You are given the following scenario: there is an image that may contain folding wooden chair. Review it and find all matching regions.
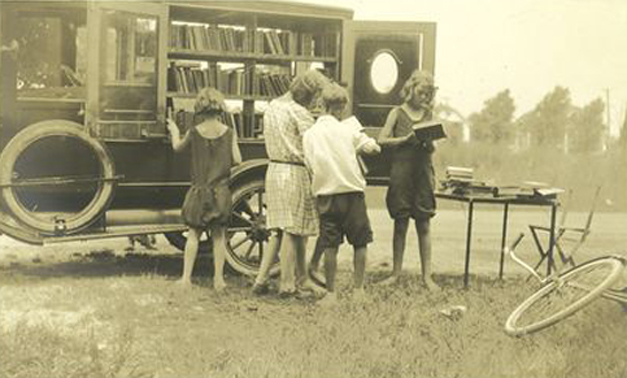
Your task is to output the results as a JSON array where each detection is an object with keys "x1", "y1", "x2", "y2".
[{"x1": 528, "y1": 186, "x2": 601, "y2": 273}]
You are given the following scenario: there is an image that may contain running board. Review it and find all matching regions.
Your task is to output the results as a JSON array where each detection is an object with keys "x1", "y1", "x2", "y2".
[{"x1": 42, "y1": 224, "x2": 186, "y2": 244}]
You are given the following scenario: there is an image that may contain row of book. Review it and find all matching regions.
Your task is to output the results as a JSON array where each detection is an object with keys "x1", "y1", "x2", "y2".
[
  {"x1": 173, "y1": 110, "x2": 264, "y2": 139},
  {"x1": 439, "y1": 167, "x2": 564, "y2": 199},
  {"x1": 169, "y1": 24, "x2": 336, "y2": 57},
  {"x1": 167, "y1": 63, "x2": 291, "y2": 97}
]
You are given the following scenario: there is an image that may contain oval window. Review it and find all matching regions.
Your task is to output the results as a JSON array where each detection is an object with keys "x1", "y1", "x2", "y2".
[{"x1": 370, "y1": 51, "x2": 399, "y2": 94}]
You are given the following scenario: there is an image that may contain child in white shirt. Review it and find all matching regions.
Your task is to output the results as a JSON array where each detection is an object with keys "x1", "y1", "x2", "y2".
[{"x1": 303, "y1": 83, "x2": 380, "y2": 305}]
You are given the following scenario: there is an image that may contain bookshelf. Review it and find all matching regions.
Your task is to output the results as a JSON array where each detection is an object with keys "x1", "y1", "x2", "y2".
[{"x1": 166, "y1": 3, "x2": 343, "y2": 139}]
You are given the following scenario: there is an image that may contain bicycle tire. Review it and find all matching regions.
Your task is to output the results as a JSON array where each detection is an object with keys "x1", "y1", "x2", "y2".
[{"x1": 505, "y1": 256, "x2": 624, "y2": 337}]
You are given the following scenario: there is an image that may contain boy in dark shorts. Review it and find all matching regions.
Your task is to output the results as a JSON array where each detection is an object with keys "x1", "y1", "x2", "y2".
[{"x1": 303, "y1": 83, "x2": 380, "y2": 305}]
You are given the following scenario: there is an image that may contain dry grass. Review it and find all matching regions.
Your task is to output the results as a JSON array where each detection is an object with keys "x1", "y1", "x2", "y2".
[{"x1": 1, "y1": 252, "x2": 626, "y2": 378}]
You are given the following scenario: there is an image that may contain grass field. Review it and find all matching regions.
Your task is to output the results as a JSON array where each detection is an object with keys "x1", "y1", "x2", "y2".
[{"x1": 1, "y1": 196, "x2": 626, "y2": 378}]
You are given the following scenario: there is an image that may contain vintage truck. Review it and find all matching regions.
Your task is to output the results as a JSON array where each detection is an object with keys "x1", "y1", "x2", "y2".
[{"x1": 0, "y1": 0, "x2": 436, "y2": 275}]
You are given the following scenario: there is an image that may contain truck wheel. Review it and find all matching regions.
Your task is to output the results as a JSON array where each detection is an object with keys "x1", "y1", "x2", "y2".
[
  {"x1": 0, "y1": 120, "x2": 116, "y2": 235},
  {"x1": 224, "y1": 175, "x2": 278, "y2": 277},
  {"x1": 164, "y1": 230, "x2": 213, "y2": 255}
]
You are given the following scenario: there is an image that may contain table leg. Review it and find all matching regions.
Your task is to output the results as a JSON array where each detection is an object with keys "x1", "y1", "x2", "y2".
[
  {"x1": 547, "y1": 203, "x2": 558, "y2": 275},
  {"x1": 499, "y1": 202, "x2": 510, "y2": 279},
  {"x1": 464, "y1": 200, "x2": 474, "y2": 288}
]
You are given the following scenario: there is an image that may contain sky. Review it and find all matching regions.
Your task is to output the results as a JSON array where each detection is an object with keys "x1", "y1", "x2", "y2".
[{"x1": 298, "y1": 0, "x2": 627, "y2": 136}]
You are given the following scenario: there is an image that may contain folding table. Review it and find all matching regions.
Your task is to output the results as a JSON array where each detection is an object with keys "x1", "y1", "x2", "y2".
[{"x1": 435, "y1": 192, "x2": 560, "y2": 288}]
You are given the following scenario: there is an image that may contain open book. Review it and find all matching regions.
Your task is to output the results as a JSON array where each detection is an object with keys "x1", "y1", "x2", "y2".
[
  {"x1": 412, "y1": 120, "x2": 447, "y2": 141},
  {"x1": 342, "y1": 116, "x2": 370, "y2": 175}
]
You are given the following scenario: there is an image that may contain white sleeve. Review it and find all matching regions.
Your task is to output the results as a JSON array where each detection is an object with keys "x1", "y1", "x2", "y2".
[{"x1": 354, "y1": 131, "x2": 381, "y2": 155}]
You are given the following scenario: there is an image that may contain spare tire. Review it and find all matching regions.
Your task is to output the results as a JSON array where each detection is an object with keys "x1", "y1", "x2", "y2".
[{"x1": 0, "y1": 120, "x2": 116, "y2": 235}]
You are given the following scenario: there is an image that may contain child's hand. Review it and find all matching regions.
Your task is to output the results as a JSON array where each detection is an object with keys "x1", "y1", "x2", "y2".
[
  {"x1": 403, "y1": 133, "x2": 417, "y2": 144},
  {"x1": 166, "y1": 119, "x2": 179, "y2": 135}
]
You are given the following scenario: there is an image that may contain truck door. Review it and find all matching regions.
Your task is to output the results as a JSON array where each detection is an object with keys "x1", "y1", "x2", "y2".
[
  {"x1": 341, "y1": 21, "x2": 436, "y2": 183},
  {"x1": 87, "y1": 2, "x2": 167, "y2": 141}
]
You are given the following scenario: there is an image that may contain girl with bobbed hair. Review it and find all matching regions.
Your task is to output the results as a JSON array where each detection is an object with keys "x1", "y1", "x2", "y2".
[
  {"x1": 252, "y1": 69, "x2": 330, "y2": 296},
  {"x1": 377, "y1": 69, "x2": 440, "y2": 291},
  {"x1": 166, "y1": 87, "x2": 242, "y2": 290}
]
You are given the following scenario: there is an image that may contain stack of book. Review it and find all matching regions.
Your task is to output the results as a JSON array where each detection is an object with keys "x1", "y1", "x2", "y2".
[
  {"x1": 445, "y1": 166, "x2": 474, "y2": 183},
  {"x1": 439, "y1": 167, "x2": 495, "y2": 196},
  {"x1": 493, "y1": 182, "x2": 564, "y2": 199}
]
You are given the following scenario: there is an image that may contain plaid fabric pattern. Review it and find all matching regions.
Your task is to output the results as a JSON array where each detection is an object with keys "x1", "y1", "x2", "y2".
[
  {"x1": 264, "y1": 92, "x2": 318, "y2": 236},
  {"x1": 263, "y1": 93, "x2": 314, "y2": 164},
  {"x1": 265, "y1": 163, "x2": 318, "y2": 235}
]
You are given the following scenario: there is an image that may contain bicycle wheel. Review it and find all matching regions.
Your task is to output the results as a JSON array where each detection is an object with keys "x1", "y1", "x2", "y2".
[{"x1": 505, "y1": 256, "x2": 625, "y2": 337}]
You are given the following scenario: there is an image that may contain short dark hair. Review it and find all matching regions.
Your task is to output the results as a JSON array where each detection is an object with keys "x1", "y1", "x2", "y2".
[
  {"x1": 321, "y1": 83, "x2": 348, "y2": 111},
  {"x1": 290, "y1": 70, "x2": 330, "y2": 107},
  {"x1": 195, "y1": 87, "x2": 226, "y2": 116}
]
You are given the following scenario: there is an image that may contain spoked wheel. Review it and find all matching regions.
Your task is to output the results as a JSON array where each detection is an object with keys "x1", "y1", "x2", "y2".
[
  {"x1": 224, "y1": 176, "x2": 278, "y2": 277},
  {"x1": 505, "y1": 256, "x2": 625, "y2": 337},
  {"x1": 0, "y1": 120, "x2": 117, "y2": 235}
]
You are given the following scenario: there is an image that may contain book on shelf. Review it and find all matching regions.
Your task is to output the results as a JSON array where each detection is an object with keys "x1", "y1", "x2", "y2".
[
  {"x1": 412, "y1": 120, "x2": 446, "y2": 141},
  {"x1": 168, "y1": 63, "x2": 291, "y2": 97},
  {"x1": 170, "y1": 23, "x2": 336, "y2": 58}
]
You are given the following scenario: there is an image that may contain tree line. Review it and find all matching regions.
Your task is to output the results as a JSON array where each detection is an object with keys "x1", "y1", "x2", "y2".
[{"x1": 446, "y1": 86, "x2": 625, "y2": 155}]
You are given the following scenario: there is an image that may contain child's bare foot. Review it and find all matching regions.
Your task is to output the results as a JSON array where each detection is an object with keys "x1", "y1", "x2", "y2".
[
  {"x1": 308, "y1": 267, "x2": 326, "y2": 288},
  {"x1": 317, "y1": 292, "x2": 338, "y2": 308},
  {"x1": 298, "y1": 279, "x2": 326, "y2": 297},
  {"x1": 214, "y1": 280, "x2": 227, "y2": 292},
  {"x1": 378, "y1": 274, "x2": 400, "y2": 286},
  {"x1": 252, "y1": 281, "x2": 270, "y2": 296},
  {"x1": 423, "y1": 277, "x2": 441, "y2": 292},
  {"x1": 176, "y1": 278, "x2": 192, "y2": 288}
]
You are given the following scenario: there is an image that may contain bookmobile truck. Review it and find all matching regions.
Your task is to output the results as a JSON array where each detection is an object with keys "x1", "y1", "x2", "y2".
[{"x1": 0, "y1": 0, "x2": 436, "y2": 276}]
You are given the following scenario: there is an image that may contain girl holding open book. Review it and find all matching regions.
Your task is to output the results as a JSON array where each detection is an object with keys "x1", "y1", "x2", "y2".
[{"x1": 377, "y1": 69, "x2": 440, "y2": 291}]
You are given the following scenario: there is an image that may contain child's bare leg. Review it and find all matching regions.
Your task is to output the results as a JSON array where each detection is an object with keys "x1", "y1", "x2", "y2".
[
  {"x1": 211, "y1": 225, "x2": 227, "y2": 291},
  {"x1": 353, "y1": 246, "x2": 367, "y2": 290},
  {"x1": 380, "y1": 217, "x2": 409, "y2": 284},
  {"x1": 308, "y1": 238, "x2": 327, "y2": 287},
  {"x1": 279, "y1": 232, "x2": 297, "y2": 293},
  {"x1": 254, "y1": 230, "x2": 282, "y2": 286},
  {"x1": 317, "y1": 246, "x2": 339, "y2": 305},
  {"x1": 179, "y1": 228, "x2": 201, "y2": 285},
  {"x1": 294, "y1": 235, "x2": 308, "y2": 287},
  {"x1": 415, "y1": 219, "x2": 440, "y2": 291},
  {"x1": 392, "y1": 218, "x2": 410, "y2": 275}
]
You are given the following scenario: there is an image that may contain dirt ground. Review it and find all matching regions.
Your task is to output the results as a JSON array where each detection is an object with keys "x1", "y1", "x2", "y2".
[{"x1": 1, "y1": 206, "x2": 626, "y2": 378}]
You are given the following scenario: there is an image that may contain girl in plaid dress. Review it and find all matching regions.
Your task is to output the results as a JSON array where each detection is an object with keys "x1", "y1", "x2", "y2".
[{"x1": 253, "y1": 70, "x2": 330, "y2": 296}]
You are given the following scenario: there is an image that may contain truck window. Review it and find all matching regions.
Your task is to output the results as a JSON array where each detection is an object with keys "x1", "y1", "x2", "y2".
[
  {"x1": 15, "y1": 10, "x2": 86, "y2": 100},
  {"x1": 103, "y1": 11, "x2": 157, "y2": 85},
  {"x1": 370, "y1": 50, "x2": 399, "y2": 95}
]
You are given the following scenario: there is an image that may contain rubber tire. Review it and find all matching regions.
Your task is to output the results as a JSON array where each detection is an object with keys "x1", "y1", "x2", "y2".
[
  {"x1": 505, "y1": 256, "x2": 625, "y2": 337},
  {"x1": 224, "y1": 175, "x2": 278, "y2": 277},
  {"x1": 0, "y1": 120, "x2": 116, "y2": 235}
]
